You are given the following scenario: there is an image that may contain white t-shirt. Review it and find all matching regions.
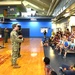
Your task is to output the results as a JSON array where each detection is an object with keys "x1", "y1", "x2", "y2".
[{"x1": 0, "y1": 34, "x2": 2, "y2": 38}]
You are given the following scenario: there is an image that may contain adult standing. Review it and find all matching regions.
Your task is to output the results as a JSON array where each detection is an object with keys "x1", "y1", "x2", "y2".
[
  {"x1": 44, "y1": 30, "x2": 47, "y2": 39},
  {"x1": 17, "y1": 24, "x2": 22, "y2": 57},
  {"x1": 10, "y1": 24, "x2": 23, "y2": 68},
  {"x1": 4, "y1": 28, "x2": 9, "y2": 43}
]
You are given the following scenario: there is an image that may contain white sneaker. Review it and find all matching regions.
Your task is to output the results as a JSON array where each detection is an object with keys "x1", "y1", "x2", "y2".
[
  {"x1": 59, "y1": 67, "x2": 62, "y2": 69},
  {"x1": 63, "y1": 56, "x2": 66, "y2": 58},
  {"x1": 58, "y1": 53, "x2": 61, "y2": 55}
]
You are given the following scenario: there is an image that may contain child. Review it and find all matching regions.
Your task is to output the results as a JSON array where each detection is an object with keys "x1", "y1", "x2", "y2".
[
  {"x1": 70, "y1": 39, "x2": 75, "y2": 50},
  {"x1": 63, "y1": 38, "x2": 69, "y2": 58},
  {"x1": 44, "y1": 57, "x2": 51, "y2": 75},
  {"x1": 43, "y1": 57, "x2": 57, "y2": 75},
  {"x1": 59, "y1": 64, "x2": 75, "y2": 72}
]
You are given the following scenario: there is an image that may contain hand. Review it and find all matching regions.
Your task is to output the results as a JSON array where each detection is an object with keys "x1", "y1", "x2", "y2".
[{"x1": 18, "y1": 35, "x2": 23, "y2": 38}]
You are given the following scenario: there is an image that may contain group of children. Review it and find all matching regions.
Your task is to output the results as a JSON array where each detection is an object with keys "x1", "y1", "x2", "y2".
[
  {"x1": 55, "y1": 35, "x2": 75, "y2": 58},
  {"x1": 47, "y1": 29, "x2": 75, "y2": 58},
  {"x1": 43, "y1": 29, "x2": 75, "y2": 75}
]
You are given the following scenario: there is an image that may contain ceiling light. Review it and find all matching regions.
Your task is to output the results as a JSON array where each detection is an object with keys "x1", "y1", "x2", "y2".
[
  {"x1": 63, "y1": 13, "x2": 70, "y2": 17},
  {"x1": 10, "y1": 19, "x2": 16, "y2": 20},
  {"x1": 30, "y1": 18, "x2": 37, "y2": 21}
]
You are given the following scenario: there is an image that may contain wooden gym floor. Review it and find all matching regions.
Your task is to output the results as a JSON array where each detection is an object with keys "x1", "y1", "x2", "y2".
[{"x1": 0, "y1": 38, "x2": 45, "y2": 75}]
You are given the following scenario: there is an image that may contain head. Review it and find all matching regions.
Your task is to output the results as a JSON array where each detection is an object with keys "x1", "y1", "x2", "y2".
[
  {"x1": 12, "y1": 24, "x2": 19, "y2": 31},
  {"x1": 43, "y1": 57, "x2": 50, "y2": 65},
  {"x1": 66, "y1": 29, "x2": 69, "y2": 31},
  {"x1": 44, "y1": 30, "x2": 46, "y2": 32},
  {"x1": 16, "y1": 24, "x2": 21, "y2": 30},
  {"x1": 18, "y1": 25, "x2": 21, "y2": 30}
]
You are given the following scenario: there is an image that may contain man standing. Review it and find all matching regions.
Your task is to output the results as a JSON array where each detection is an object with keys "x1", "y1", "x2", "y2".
[
  {"x1": 17, "y1": 24, "x2": 22, "y2": 58},
  {"x1": 10, "y1": 24, "x2": 23, "y2": 68},
  {"x1": 4, "y1": 28, "x2": 9, "y2": 43},
  {"x1": 44, "y1": 30, "x2": 47, "y2": 39}
]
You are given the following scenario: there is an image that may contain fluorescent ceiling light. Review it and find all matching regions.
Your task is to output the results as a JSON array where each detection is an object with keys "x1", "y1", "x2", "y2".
[
  {"x1": 10, "y1": 19, "x2": 16, "y2": 20},
  {"x1": 30, "y1": 18, "x2": 37, "y2": 21},
  {"x1": 0, "y1": 1, "x2": 21, "y2": 5},
  {"x1": 63, "y1": 13, "x2": 70, "y2": 17}
]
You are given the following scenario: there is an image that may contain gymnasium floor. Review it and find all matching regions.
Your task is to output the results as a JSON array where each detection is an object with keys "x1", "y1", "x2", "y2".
[
  {"x1": 44, "y1": 46, "x2": 75, "y2": 75},
  {"x1": 0, "y1": 38, "x2": 75, "y2": 75},
  {"x1": 0, "y1": 38, "x2": 45, "y2": 75}
]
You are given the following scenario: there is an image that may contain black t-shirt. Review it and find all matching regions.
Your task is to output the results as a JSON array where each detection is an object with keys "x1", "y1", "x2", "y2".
[
  {"x1": 17, "y1": 30, "x2": 22, "y2": 35},
  {"x1": 44, "y1": 31, "x2": 46, "y2": 35}
]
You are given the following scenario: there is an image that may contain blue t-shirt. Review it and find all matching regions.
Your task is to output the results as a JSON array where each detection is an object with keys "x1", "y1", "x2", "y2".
[{"x1": 64, "y1": 41, "x2": 68, "y2": 47}]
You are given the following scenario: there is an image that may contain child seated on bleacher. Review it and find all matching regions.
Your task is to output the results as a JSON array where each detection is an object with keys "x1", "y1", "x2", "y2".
[
  {"x1": 63, "y1": 38, "x2": 69, "y2": 58},
  {"x1": 57, "y1": 35, "x2": 69, "y2": 58},
  {"x1": 55, "y1": 37, "x2": 64, "y2": 52},
  {"x1": 69, "y1": 39, "x2": 75, "y2": 50}
]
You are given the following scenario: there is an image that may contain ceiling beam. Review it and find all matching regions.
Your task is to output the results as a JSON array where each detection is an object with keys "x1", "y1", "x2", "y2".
[
  {"x1": 49, "y1": 0, "x2": 60, "y2": 15},
  {"x1": 22, "y1": 1, "x2": 48, "y2": 14},
  {"x1": 40, "y1": 0, "x2": 51, "y2": 6},
  {"x1": 47, "y1": 0, "x2": 60, "y2": 16},
  {"x1": 23, "y1": 1, "x2": 43, "y2": 11},
  {"x1": 47, "y1": 0, "x2": 55, "y2": 15},
  {"x1": 25, "y1": 0, "x2": 49, "y2": 10}
]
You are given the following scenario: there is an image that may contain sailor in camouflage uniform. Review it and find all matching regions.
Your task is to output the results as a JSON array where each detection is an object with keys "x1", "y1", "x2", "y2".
[
  {"x1": 10, "y1": 24, "x2": 23, "y2": 68},
  {"x1": 17, "y1": 24, "x2": 22, "y2": 57},
  {"x1": 4, "y1": 28, "x2": 9, "y2": 43}
]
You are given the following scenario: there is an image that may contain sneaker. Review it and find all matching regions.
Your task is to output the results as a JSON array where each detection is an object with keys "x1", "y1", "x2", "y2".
[
  {"x1": 58, "y1": 53, "x2": 61, "y2": 55},
  {"x1": 59, "y1": 67, "x2": 63, "y2": 69},
  {"x1": 59, "y1": 67, "x2": 63, "y2": 72},
  {"x1": 18, "y1": 55, "x2": 21, "y2": 58},
  {"x1": 63, "y1": 56, "x2": 66, "y2": 58},
  {"x1": 11, "y1": 64, "x2": 18, "y2": 66},
  {"x1": 13, "y1": 64, "x2": 21, "y2": 68}
]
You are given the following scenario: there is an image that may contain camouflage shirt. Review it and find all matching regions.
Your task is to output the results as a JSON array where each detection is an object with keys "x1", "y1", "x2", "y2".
[{"x1": 10, "y1": 30, "x2": 23, "y2": 51}]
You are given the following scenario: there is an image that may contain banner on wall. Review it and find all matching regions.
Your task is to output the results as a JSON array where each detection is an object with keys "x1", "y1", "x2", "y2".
[{"x1": 41, "y1": 27, "x2": 48, "y2": 33}]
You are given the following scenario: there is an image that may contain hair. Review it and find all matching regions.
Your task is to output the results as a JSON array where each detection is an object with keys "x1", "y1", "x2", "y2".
[
  {"x1": 12, "y1": 24, "x2": 17, "y2": 29},
  {"x1": 18, "y1": 25, "x2": 21, "y2": 30},
  {"x1": 43, "y1": 57, "x2": 50, "y2": 65},
  {"x1": 67, "y1": 29, "x2": 69, "y2": 31},
  {"x1": 51, "y1": 71, "x2": 57, "y2": 75}
]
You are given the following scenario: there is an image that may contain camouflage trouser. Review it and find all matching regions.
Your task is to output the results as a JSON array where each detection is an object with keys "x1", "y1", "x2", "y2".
[
  {"x1": 11, "y1": 50, "x2": 18, "y2": 65},
  {"x1": 18, "y1": 43, "x2": 21, "y2": 56},
  {"x1": 4, "y1": 36, "x2": 8, "y2": 43}
]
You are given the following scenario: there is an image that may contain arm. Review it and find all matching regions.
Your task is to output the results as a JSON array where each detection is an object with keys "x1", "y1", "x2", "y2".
[
  {"x1": 45, "y1": 67, "x2": 50, "y2": 75},
  {"x1": 11, "y1": 31, "x2": 23, "y2": 43},
  {"x1": 14, "y1": 33, "x2": 23, "y2": 43}
]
